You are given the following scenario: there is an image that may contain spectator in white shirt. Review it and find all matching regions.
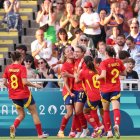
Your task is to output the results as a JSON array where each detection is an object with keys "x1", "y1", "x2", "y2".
[{"x1": 31, "y1": 29, "x2": 52, "y2": 65}]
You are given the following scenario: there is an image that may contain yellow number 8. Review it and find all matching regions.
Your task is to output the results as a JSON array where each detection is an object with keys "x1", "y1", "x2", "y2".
[{"x1": 11, "y1": 75, "x2": 18, "y2": 89}]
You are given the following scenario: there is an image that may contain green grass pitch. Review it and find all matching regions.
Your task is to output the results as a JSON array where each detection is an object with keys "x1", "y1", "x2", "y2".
[{"x1": 0, "y1": 136, "x2": 140, "y2": 140}]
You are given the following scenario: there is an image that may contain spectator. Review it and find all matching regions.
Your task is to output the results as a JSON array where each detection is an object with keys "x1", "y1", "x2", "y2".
[
  {"x1": 126, "y1": 36, "x2": 140, "y2": 74},
  {"x1": 54, "y1": 28, "x2": 71, "y2": 59},
  {"x1": 118, "y1": 50, "x2": 130, "y2": 63},
  {"x1": 113, "y1": 34, "x2": 128, "y2": 57},
  {"x1": 31, "y1": 29, "x2": 52, "y2": 63},
  {"x1": 104, "y1": 2, "x2": 124, "y2": 37},
  {"x1": 16, "y1": 45, "x2": 36, "y2": 69},
  {"x1": 99, "y1": 9, "x2": 107, "y2": 42},
  {"x1": 36, "y1": 0, "x2": 56, "y2": 44},
  {"x1": 3, "y1": 0, "x2": 22, "y2": 32},
  {"x1": 125, "y1": 58, "x2": 139, "y2": 89},
  {"x1": 71, "y1": 28, "x2": 83, "y2": 48},
  {"x1": 127, "y1": 20, "x2": 140, "y2": 46},
  {"x1": 120, "y1": 0, "x2": 133, "y2": 36},
  {"x1": 60, "y1": 3, "x2": 79, "y2": 40},
  {"x1": 97, "y1": 41, "x2": 106, "y2": 60},
  {"x1": 36, "y1": 58, "x2": 59, "y2": 88},
  {"x1": 80, "y1": 1, "x2": 101, "y2": 48},
  {"x1": 134, "y1": 0, "x2": 140, "y2": 25},
  {"x1": 24, "y1": 55, "x2": 37, "y2": 79},
  {"x1": 54, "y1": 0, "x2": 65, "y2": 32}
]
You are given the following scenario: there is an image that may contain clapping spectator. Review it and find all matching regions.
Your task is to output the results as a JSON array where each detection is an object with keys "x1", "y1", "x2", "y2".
[
  {"x1": 4, "y1": 0, "x2": 22, "y2": 32},
  {"x1": 60, "y1": 3, "x2": 79, "y2": 40},
  {"x1": 31, "y1": 29, "x2": 52, "y2": 65}
]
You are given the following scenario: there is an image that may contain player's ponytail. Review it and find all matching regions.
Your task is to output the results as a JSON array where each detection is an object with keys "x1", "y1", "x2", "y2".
[
  {"x1": 84, "y1": 55, "x2": 97, "y2": 73},
  {"x1": 105, "y1": 46, "x2": 116, "y2": 58},
  {"x1": 10, "y1": 51, "x2": 22, "y2": 62}
]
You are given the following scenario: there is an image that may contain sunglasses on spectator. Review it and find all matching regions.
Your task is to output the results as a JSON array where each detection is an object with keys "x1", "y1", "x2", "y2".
[
  {"x1": 81, "y1": 39, "x2": 88, "y2": 42},
  {"x1": 38, "y1": 61, "x2": 44, "y2": 64},
  {"x1": 26, "y1": 60, "x2": 32, "y2": 63},
  {"x1": 131, "y1": 27, "x2": 138, "y2": 29}
]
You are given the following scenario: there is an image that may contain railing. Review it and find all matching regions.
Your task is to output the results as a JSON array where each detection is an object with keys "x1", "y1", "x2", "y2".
[{"x1": 0, "y1": 79, "x2": 140, "y2": 91}]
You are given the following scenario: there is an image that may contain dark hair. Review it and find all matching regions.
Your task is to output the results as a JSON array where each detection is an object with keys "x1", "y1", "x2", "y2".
[
  {"x1": 16, "y1": 45, "x2": 27, "y2": 52},
  {"x1": 38, "y1": 58, "x2": 50, "y2": 69},
  {"x1": 117, "y1": 34, "x2": 126, "y2": 39},
  {"x1": 126, "y1": 58, "x2": 135, "y2": 65},
  {"x1": 76, "y1": 45, "x2": 86, "y2": 53},
  {"x1": 99, "y1": 8, "x2": 108, "y2": 14},
  {"x1": 57, "y1": 28, "x2": 68, "y2": 41},
  {"x1": 25, "y1": 54, "x2": 36, "y2": 69},
  {"x1": 105, "y1": 46, "x2": 116, "y2": 57},
  {"x1": 11, "y1": 51, "x2": 22, "y2": 62},
  {"x1": 94, "y1": 57, "x2": 102, "y2": 64},
  {"x1": 119, "y1": 50, "x2": 130, "y2": 60},
  {"x1": 126, "y1": 36, "x2": 135, "y2": 43},
  {"x1": 84, "y1": 55, "x2": 97, "y2": 73}
]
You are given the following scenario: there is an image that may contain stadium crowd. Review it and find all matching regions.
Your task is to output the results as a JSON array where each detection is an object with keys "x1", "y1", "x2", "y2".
[{"x1": 1, "y1": 0, "x2": 140, "y2": 139}]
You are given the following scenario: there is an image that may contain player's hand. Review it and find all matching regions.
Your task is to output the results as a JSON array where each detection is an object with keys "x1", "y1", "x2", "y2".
[
  {"x1": 61, "y1": 71, "x2": 69, "y2": 77},
  {"x1": 34, "y1": 83, "x2": 43, "y2": 89}
]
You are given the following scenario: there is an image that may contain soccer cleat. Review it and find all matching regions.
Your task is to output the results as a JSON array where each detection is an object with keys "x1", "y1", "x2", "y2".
[
  {"x1": 91, "y1": 128, "x2": 102, "y2": 138},
  {"x1": 114, "y1": 125, "x2": 120, "y2": 139},
  {"x1": 57, "y1": 131, "x2": 65, "y2": 138},
  {"x1": 10, "y1": 125, "x2": 15, "y2": 139},
  {"x1": 74, "y1": 132, "x2": 82, "y2": 138},
  {"x1": 69, "y1": 131, "x2": 76, "y2": 138},
  {"x1": 107, "y1": 131, "x2": 113, "y2": 139},
  {"x1": 38, "y1": 133, "x2": 48, "y2": 139},
  {"x1": 80, "y1": 128, "x2": 90, "y2": 138}
]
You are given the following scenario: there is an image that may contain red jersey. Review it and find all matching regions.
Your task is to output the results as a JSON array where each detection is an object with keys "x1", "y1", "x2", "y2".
[
  {"x1": 3, "y1": 64, "x2": 30, "y2": 99},
  {"x1": 79, "y1": 68, "x2": 101, "y2": 102},
  {"x1": 61, "y1": 61, "x2": 74, "y2": 96},
  {"x1": 99, "y1": 58, "x2": 125, "y2": 93},
  {"x1": 73, "y1": 58, "x2": 86, "y2": 91}
]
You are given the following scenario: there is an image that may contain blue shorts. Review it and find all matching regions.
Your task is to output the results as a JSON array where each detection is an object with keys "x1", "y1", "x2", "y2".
[
  {"x1": 63, "y1": 94, "x2": 74, "y2": 105},
  {"x1": 101, "y1": 91, "x2": 121, "y2": 103},
  {"x1": 85, "y1": 100, "x2": 103, "y2": 110},
  {"x1": 73, "y1": 90, "x2": 87, "y2": 104},
  {"x1": 12, "y1": 94, "x2": 35, "y2": 109}
]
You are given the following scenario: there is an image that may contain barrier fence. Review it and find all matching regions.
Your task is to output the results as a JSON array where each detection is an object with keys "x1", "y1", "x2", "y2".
[{"x1": 0, "y1": 79, "x2": 140, "y2": 136}]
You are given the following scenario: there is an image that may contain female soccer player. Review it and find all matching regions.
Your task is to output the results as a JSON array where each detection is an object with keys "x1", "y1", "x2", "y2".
[
  {"x1": 57, "y1": 47, "x2": 75, "y2": 138},
  {"x1": 75, "y1": 55, "x2": 103, "y2": 138},
  {"x1": 97, "y1": 46, "x2": 126, "y2": 139},
  {"x1": 2, "y1": 52, "x2": 47, "y2": 139}
]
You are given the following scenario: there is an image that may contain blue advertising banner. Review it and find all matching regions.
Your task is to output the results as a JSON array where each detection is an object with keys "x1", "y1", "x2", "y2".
[{"x1": 0, "y1": 88, "x2": 140, "y2": 136}]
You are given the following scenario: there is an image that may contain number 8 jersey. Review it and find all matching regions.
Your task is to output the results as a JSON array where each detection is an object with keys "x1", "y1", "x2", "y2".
[
  {"x1": 3, "y1": 64, "x2": 30, "y2": 99},
  {"x1": 99, "y1": 58, "x2": 125, "y2": 93}
]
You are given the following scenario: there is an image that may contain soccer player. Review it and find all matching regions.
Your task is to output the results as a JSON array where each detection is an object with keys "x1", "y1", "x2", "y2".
[
  {"x1": 57, "y1": 47, "x2": 75, "y2": 138},
  {"x1": 72, "y1": 46, "x2": 89, "y2": 138},
  {"x1": 2, "y1": 52, "x2": 47, "y2": 139},
  {"x1": 97, "y1": 46, "x2": 126, "y2": 139},
  {"x1": 75, "y1": 55, "x2": 104, "y2": 138}
]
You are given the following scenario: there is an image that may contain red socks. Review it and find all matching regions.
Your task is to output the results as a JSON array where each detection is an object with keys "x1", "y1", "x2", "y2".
[
  {"x1": 60, "y1": 116, "x2": 69, "y2": 131},
  {"x1": 84, "y1": 113, "x2": 98, "y2": 129},
  {"x1": 35, "y1": 123, "x2": 43, "y2": 136},
  {"x1": 104, "y1": 110, "x2": 111, "y2": 131},
  {"x1": 71, "y1": 115, "x2": 81, "y2": 132},
  {"x1": 77, "y1": 112, "x2": 87, "y2": 129},
  {"x1": 13, "y1": 118, "x2": 21, "y2": 128},
  {"x1": 113, "y1": 109, "x2": 120, "y2": 125}
]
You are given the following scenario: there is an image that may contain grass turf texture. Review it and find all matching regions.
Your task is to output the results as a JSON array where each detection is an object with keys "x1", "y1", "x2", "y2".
[{"x1": 0, "y1": 136, "x2": 140, "y2": 140}]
